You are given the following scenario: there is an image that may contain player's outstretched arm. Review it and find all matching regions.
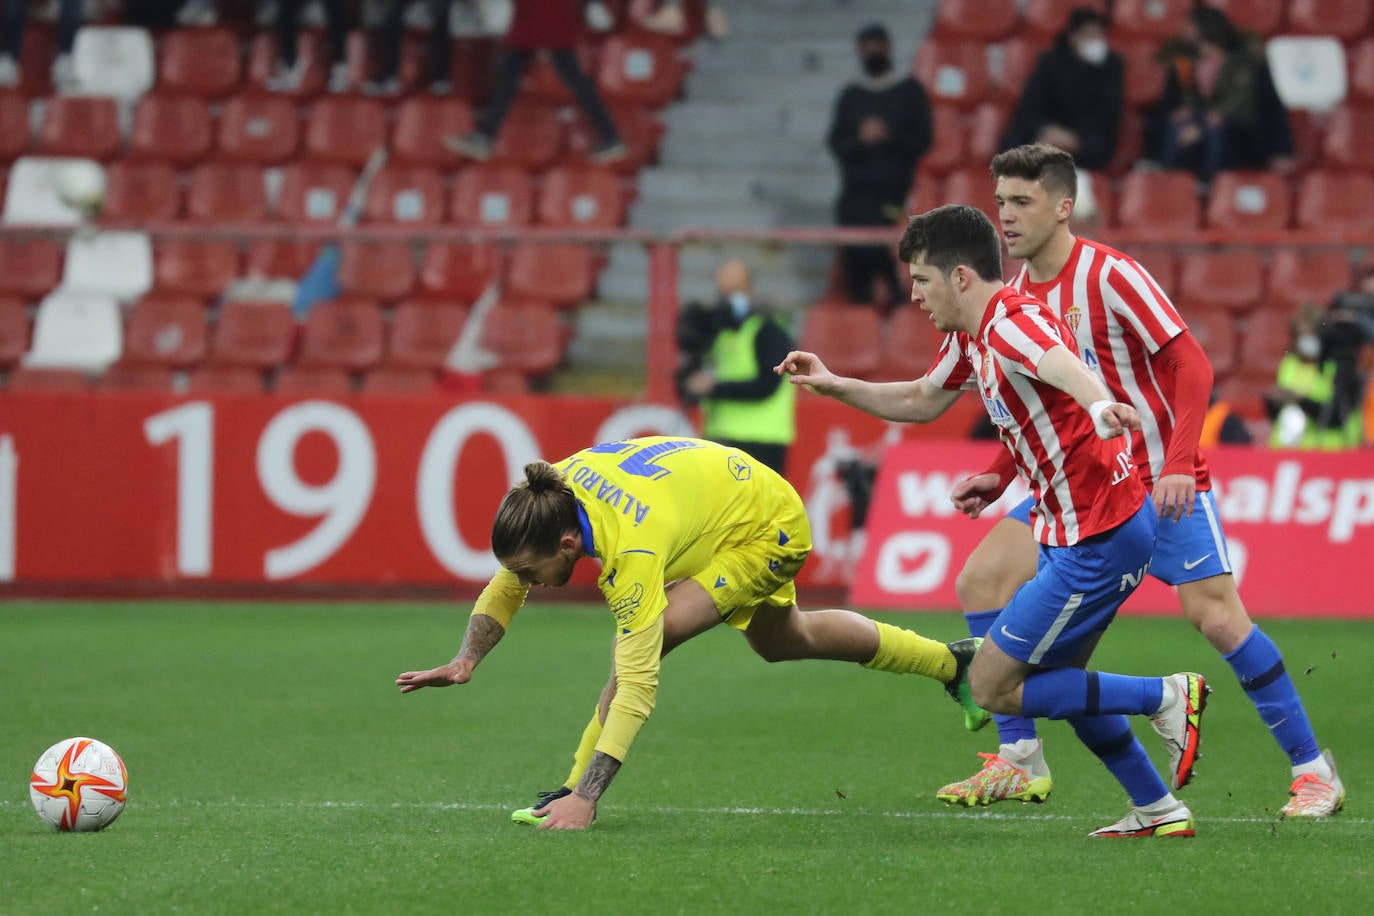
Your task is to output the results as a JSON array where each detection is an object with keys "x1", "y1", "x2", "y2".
[
  {"x1": 775, "y1": 350, "x2": 962, "y2": 423},
  {"x1": 395, "y1": 613, "x2": 505, "y2": 693},
  {"x1": 1034, "y1": 345, "x2": 1141, "y2": 439}
]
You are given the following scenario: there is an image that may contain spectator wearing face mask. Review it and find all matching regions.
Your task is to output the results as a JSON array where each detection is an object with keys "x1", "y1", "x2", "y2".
[
  {"x1": 1000, "y1": 6, "x2": 1124, "y2": 171},
  {"x1": 826, "y1": 21, "x2": 933, "y2": 310},
  {"x1": 1266, "y1": 306, "x2": 1351, "y2": 449}
]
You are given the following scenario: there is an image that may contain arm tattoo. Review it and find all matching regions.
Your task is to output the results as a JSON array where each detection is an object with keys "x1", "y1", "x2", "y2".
[
  {"x1": 455, "y1": 614, "x2": 505, "y2": 666},
  {"x1": 573, "y1": 752, "x2": 622, "y2": 803}
]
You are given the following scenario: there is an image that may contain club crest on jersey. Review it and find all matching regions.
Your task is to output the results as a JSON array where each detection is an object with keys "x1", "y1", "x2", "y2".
[{"x1": 1063, "y1": 302, "x2": 1083, "y2": 333}]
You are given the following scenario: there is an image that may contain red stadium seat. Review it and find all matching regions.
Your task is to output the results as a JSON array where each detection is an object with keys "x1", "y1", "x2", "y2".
[
  {"x1": 449, "y1": 37, "x2": 497, "y2": 101},
  {"x1": 1105, "y1": 110, "x2": 1146, "y2": 176},
  {"x1": 1178, "y1": 250, "x2": 1266, "y2": 314},
  {"x1": 38, "y1": 97, "x2": 121, "y2": 159},
  {"x1": 363, "y1": 366, "x2": 437, "y2": 394},
  {"x1": 275, "y1": 366, "x2": 353, "y2": 395},
  {"x1": 6, "y1": 367, "x2": 87, "y2": 391},
  {"x1": 488, "y1": 101, "x2": 563, "y2": 172},
  {"x1": 0, "y1": 92, "x2": 31, "y2": 161},
  {"x1": 246, "y1": 240, "x2": 321, "y2": 279},
  {"x1": 1321, "y1": 105, "x2": 1374, "y2": 171},
  {"x1": 524, "y1": 45, "x2": 599, "y2": 104},
  {"x1": 596, "y1": 34, "x2": 684, "y2": 107},
  {"x1": 303, "y1": 96, "x2": 388, "y2": 167},
  {"x1": 536, "y1": 165, "x2": 625, "y2": 228},
  {"x1": 101, "y1": 160, "x2": 181, "y2": 222},
  {"x1": 934, "y1": 0, "x2": 1017, "y2": 42},
  {"x1": 1349, "y1": 39, "x2": 1374, "y2": 104},
  {"x1": 1118, "y1": 41, "x2": 1168, "y2": 109},
  {"x1": 277, "y1": 162, "x2": 356, "y2": 224},
  {"x1": 338, "y1": 242, "x2": 415, "y2": 302},
  {"x1": 921, "y1": 106, "x2": 967, "y2": 175},
  {"x1": 159, "y1": 27, "x2": 241, "y2": 97},
  {"x1": 878, "y1": 305, "x2": 943, "y2": 381},
  {"x1": 1295, "y1": 171, "x2": 1374, "y2": 232},
  {"x1": 297, "y1": 297, "x2": 383, "y2": 371},
  {"x1": 129, "y1": 94, "x2": 212, "y2": 166},
  {"x1": 387, "y1": 301, "x2": 468, "y2": 369},
  {"x1": 1117, "y1": 172, "x2": 1201, "y2": 232},
  {"x1": 418, "y1": 244, "x2": 503, "y2": 302},
  {"x1": 154, "y1": 240, "x2": 240, "y2": 300},
  {"x1": 480, "y1": 301, "x2": 563, "y2": 377},
  {"x1": 565, "y1": 104, "x2": 662, "y2": 174},
  {"x1": 451, "y1": 165, "x2": 534, "y2": 227},
  {"x1": 914, "y1": 41, "x2": 992, "y2": 109},
  {"x1": 505, "y1": 244, "x2": 595, "y2": 306},
  {"x1": 0, "y1": 238, "x2": 62, "y2": 298},
  {"x1": 1129, "y1": 247, "x2": 1179, "y2": 292},
  {"x1": 186, "y1": 364, "x2": 264, "y2": 394},
  {"x1": 187, "y1": 162, "x2": 268, "y2": 223},
  {"x1": 1182, "y1": 310, "x2": 1239, "y2": 376},
  {"x1": 1017, "y1": 0, "x2": 1107, "y2": 41},
  {"x1": 1286, "y1": 109, "x2": 1324, "y2": 175},
  {"x1": 966, "y1": 103, "x2": 1009, "y2": 166},
  {"x1": 799, "y1": 302, "x2": 882, "y2": 379},
  {"x1": 1287, "y1": 0, "x2": 1370, "y2": 39},
  {"x1": 363, "y1": 166, "x2": 446, "y2": 226},
  {"x1": 1205, "y1": 171, "x2": 1293, "y2": 231},
  {"x1": 1239, "y1": 306, "x2": 1298, "y2": 374},
  {"x1": 989, "y1": 37, "x2": 1045, "y2": 103},
  {"x1": 217, "y1": 94, "x2": 301, "y2": 164},
  {"x1": 906, "y1": 172, "x2": 946, "y2": 217},
  {"x1": 0, "y1": 296, "x2": 28, "y2": 369},
  {"x1": 1110, "y1": 0, "x2": 1193, "y2": 41},
  {"x1": 391, "y1": 96, "x2": 474, "y2": 169},
  {"x1": 211, "y1": 300, "x2": 295, "y2": 369},
  {"x1": 122, "y1": 295, "x2": 207, "y2": 368},
  {"x1": 1204, "y1": 0, "x2": 1284, "y2": 37},
  {"x1": 1266, "y1": 248, "x2": 1351, "y2": 310},
  {"x1": 247, "y1": 31, "x2": 326, "y2": 98},
  {"x1": 96, "y1": 364, "x2": 175, "y2": 390},
  {"x1": 942, "y1": 168, "x2": 998, "y2": 227}
]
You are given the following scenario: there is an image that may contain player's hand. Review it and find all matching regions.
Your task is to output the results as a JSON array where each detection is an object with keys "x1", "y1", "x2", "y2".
[
  {"x1": 395, "y1": 660, "x2": 474, "y2": 693},
  {"x1": 537, "y1": 792, "x2": 596, "y2": 831},
  {"x1": 951, "y1": 472, "x2": 1006, "y2": 519},
  {"x1": 1153, "y1": 473, "x2": 1196, "y2": 522},
  {"x1": 1093, "y1": 402, "x2": 1141, "y2": 439},
  {"x1": 775, "y1": 350, "x2": 839, "y2": 394},
  {"x1": 683, "y1": 369, "x2": 715, "y2": 397}
]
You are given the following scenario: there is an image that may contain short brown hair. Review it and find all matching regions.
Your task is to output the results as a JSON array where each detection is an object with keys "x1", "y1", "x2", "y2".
[
  {"x1": 898, "y1": 204, "x2": 1003, "y2": 282},
  {"x1": 991, "y1": 144, "x2": 1078, "y2": 202},
  {"x1": 491, "y1": 461, "x2": 580, "y2": 559}
]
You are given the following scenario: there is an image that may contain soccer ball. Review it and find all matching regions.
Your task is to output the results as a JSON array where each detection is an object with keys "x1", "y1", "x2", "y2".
[{"x1": 29, "y1": 737, "x2": 128, "y2": 832}]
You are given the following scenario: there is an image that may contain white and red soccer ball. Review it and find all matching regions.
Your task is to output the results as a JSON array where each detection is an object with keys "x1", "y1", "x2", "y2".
[{"x1": 29, "y1": 737, "x2": 128, "y2": 832}]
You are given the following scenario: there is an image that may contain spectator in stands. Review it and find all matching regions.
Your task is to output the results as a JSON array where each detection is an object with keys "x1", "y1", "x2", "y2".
[
  {"x1": 1200, "y1": 389, "x2": 1254, "y2": 448},
  {"x1": 1319, "y1": 264, "x2": 1374, "y2": 445},
  {"x1": 1000, "y1": 7, "x2": 1123, "y2": 172},
  {"x1": 446, "y1": 0, "x2": 625, "y2": 163},
  {"x1": 368, "y1": 0, "x2": 460, "y2": 95},
  {"x1": 270, "y1": 0, "x2": 349, "y2": 93},
  {"x1": 1265, "y1": 306, "x2": 1352, "y2": 449},
  {"x1": 0, "y1": 0, "x2": 81, "y2": 89},
  {"x1": 641, "y1": 0, "x2": 731, "y2": 40},
  {"x1": 678, "y1": 259, "x2": 796, "y2": 475},
  {"x1": 1152, "y1": 5, "x2": 1294, "y2": 180},
  {"x1": 826, "y1": 21, "x2": 932, "y2": 310}
]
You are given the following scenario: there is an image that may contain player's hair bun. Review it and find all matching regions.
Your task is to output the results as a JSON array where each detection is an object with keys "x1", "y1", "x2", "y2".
[{"x1": 524, "y1": 461, "x2": 566, "y2": 492}]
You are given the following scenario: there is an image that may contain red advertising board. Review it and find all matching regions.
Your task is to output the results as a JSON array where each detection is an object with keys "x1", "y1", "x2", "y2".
[
  {"x1": 0, "y1": 391, "x2": 981, "y2": 591},
  {"x1": 850, "y1": 442, "x2": 1374, "y2": 617}
]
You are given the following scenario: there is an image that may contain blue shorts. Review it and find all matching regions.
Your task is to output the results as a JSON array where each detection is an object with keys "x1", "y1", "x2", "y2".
[
  {"x1": 1005, "y1": 491, "x2": 1232, "y2": 586},
  {"x1": 990, "y1": 500, "x2": 1157, "y2": 667}
]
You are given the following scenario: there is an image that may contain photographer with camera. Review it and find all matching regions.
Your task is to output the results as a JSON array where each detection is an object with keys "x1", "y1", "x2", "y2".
[{"x1": 675, "y1": 260, "x2": 796, "y2": 475}]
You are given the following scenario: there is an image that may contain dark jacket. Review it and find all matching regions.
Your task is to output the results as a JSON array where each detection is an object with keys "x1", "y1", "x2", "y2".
[
  {"x1": 1002, "y1": 43, "x2": 1125, "y2": 171},
  {"x1": 826, "y1": 74, "x2": 933, "y2": 200}
]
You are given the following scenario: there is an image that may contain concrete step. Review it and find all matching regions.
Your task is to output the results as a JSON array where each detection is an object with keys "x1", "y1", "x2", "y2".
[
  {"x1": 658, "y1": 138, "x2": 831, "y2": 170},
  {"x1": 658, "y1": 100, "x2": 835, "y2": 141},
  {"x1": 637, "y1": 165, "x2": 837, "y2": 205}
]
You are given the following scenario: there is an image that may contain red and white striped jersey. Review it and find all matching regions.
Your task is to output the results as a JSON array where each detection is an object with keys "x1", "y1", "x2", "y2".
[
  {"x1": 926, "y1": 286, "x2": 1146, "y2": 546},
  {"x1": 1009, "y1": 237, "x2": 1211, "y2": 491}
]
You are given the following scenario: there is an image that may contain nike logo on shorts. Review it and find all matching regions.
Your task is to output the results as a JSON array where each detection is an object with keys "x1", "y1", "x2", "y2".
[
  {"x1": 1182, "y1": 555, "x2": 1212, "y2": 570},
  {"x1": 1000, "y1": 625, "x2": 1030, "y2": 644}
]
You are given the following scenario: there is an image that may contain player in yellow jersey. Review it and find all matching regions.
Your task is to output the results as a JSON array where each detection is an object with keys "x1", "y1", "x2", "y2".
[{"x1": 396, "y1": 436, "x2": 987, "y2": 830}]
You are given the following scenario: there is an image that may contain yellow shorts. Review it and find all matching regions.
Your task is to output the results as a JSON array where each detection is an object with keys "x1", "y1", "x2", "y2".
[{"x1": 688, "y1": 499, "x2": 813, "y2": 632}]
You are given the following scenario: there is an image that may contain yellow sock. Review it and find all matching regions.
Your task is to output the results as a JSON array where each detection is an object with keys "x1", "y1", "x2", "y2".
[
  {"x1": 562, "y1": 707, "x2": 604, "y2": 789},
  {"x1": 862, "y1": 621, "x2": 956, "y2": 682}
]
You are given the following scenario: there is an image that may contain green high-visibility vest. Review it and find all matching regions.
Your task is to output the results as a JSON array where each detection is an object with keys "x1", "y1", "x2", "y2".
[{"x1": 702, "y1": 314, "x2": 796, "y2": 445}]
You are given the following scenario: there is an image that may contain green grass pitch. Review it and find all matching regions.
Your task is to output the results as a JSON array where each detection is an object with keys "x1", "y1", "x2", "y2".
[{"x1": 1, "y1": 600, "x2": 1368, "y2": 914}]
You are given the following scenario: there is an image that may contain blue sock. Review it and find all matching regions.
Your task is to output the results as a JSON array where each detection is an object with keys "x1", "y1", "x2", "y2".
[
  {"x1": 1225, "y1": 625, "x2": 1320, "y2": 766},
  {"x1": 1069, "y1": 715, "x2": 1170, "y2": 807},
  {"x1": 964, "y1": 610, "x2": 1038, "y2": 744},
  {"x1": 1022, "y1": 669, "x2": 1165, "y2": 719}
]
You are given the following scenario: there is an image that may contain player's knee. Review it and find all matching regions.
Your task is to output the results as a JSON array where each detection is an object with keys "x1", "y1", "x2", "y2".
[
  {"x1": 955, "y1": 560, "x2": 1013, "y2": 614},
  {"x1": 1180, "y1": 577, "x2": 1252, "y2": 653},
  {"x1": 968, "y1": 671, "x2": 1010, "y2": 715}
]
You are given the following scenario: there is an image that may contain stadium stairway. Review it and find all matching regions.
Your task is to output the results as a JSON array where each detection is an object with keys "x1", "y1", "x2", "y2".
[{"x1": 571, "y1": 0, "x2": 930, "y2": 379}]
